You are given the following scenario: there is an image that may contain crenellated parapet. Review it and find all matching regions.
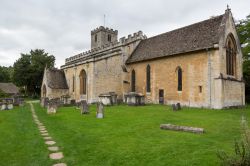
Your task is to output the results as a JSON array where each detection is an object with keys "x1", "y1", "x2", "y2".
[
  {"x1": 91, "y1": 26, "x2": 118, "y2": 35},
  {"x1": 65, "y1": 31, "x2": 147, "y2": 64}
]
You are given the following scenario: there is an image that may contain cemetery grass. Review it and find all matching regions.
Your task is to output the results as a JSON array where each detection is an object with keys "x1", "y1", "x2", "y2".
[
  {"x1": 0, "y1": 103, "x2": 248, "y2": 166},
  {"x1": 0, "y1": 104, "x2": 52, "y2": 166},
  {"x1": 33, "y1": 104, "x2": 250, "y2": 166}
]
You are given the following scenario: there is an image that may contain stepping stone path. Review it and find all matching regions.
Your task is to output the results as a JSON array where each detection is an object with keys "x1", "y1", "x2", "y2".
[{"x1": 29, "y1": 103, "x2": 67, "y2": 166}]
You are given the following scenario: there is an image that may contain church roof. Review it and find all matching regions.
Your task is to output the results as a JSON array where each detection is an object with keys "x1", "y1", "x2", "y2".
[
  {"x1": 46, "y1": 68, "x2": 68, "y2": 89},
  {"x1": 126, "y1": 13, "x2": 226, "y2": 64},
  {"x1": 0, "y1": 83, "x2": 19, "y2": 94}
]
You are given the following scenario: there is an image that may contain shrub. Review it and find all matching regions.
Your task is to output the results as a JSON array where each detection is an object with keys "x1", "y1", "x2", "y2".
[{"x1": 217, "y1": 116, "x2": 250, "y2": 166}]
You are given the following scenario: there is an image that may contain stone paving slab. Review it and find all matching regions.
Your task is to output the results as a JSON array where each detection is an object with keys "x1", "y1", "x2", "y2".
[
  {"x1": 48, "y1": 146, "x2": 59, "y2": 151},
  {"x1": 49, "y1": 152, "x2": 64, "y2": 160},
  {"x1": 43, "y1": 136, "x2": 52, "y2": 140},
  {"x1": 41, "y1": 133, "x2": 49, "y2": 136},
  {"x1": 45, "y1": 140, "x2": 56, "y2": 145},
  {"x1": 29, "y1": 103, "x2": 66, "y2": 165},
  {"x1": 40, "y1": 130, "x2": 48, "y2": 133}
]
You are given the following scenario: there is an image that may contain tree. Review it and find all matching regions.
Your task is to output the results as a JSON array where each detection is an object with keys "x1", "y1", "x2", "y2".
[
  {"x1": 13, "y1": 49, "x2": 55, "y2": 96},
  {"x1": 236, "y1": 14, "x2": 250, "y2": 102},
  {"x1": 0, "y1": 66, "x2": 13, "y2": 82}
]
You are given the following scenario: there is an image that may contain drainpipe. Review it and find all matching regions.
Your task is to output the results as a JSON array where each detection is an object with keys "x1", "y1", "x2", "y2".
[
  {"x1": 207, "y1": 48, "x2": 212, "y2": 108},
  {"x1": 74, "y1": 65, "x2": 76, "y2": 101}
]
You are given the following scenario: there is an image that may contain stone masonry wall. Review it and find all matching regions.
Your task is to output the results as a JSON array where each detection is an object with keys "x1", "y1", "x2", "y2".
[{"x1": 127, "y1": 50, "x2": 211, "y2": 108}]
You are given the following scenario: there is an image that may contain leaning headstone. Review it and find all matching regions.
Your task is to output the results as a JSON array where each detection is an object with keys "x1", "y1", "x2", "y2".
[
  {"x1": 172, "y1": 104, "x2": 177, "y2": 111},
  {"x1": 47, "y1": 100, "x2": 57, "y2": 114},
  {"x1": 81, "y1": 100, "x2": 89, "y2": 114},
  {"x1": 96, "y1": 102, "x2": 104, "y2": 118},
  {"x1": 70, "y1": 99, "x2": 76, "y2": 105},
  {"x1": 176, "y1": 103, "x2": 181, "y2": 110}
]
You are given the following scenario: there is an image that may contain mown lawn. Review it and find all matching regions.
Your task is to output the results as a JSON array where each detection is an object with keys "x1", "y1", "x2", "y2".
[
  {"x1": 1, "y1": 104, "x2": 249, "y2": 166},
  {"x1": 0, "y1": 104, "x2": 52, "y2": 166}
]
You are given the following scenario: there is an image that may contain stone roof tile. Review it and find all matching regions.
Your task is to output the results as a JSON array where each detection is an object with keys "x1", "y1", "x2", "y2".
[{"x1": 126, "y1": 14, "x2": 226, "y2": 64}]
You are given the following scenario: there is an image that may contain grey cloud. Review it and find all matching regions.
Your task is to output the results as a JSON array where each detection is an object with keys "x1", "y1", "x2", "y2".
[{"x1": 0, "y1": 0, "x2": 249, "y2": 68}]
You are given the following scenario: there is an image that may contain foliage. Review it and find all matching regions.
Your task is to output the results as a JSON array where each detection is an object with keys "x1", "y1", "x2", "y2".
[
  {"x1": 236, "y1": 14, "x2": 250, "y2": 102},
  {"x1": 0, "y1": 66, "x2": 13, "y2": 82},
  {"x1": 0, "y1": 89, "x2": 10, "y2": 98},
  {"x1": 217, "y1": 116, "x2": 250, "y2": 166},
  {"x1": 12, "y1": 49, "x2": 55, "y2": 96}
]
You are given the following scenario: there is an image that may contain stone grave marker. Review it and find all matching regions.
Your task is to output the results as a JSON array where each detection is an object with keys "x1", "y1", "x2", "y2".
[
  {"x1": 6, "y1": 99, "x2": 13, "y2": 110},
  {"x1": 96, "y1": 102, "x2": 104, "y2": 118},
  {"x1": 47, "y1": 99, "x2": 57, "y2": 114},
  {"x1": 172, "y1": 104, "x2": 177, "y2": 111},
  {"x1": 80, "y1": 100, "x2": 89, "y2": 114},
  {"x1": 176, "y1": 103, "x2": 181, "y2": 110},
  {"x1": 19, "y1": 98, "x2": 24, "y2": 106}
]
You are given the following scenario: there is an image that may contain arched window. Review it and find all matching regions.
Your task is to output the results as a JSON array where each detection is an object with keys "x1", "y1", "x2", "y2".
[
  {"x1": 72, "y1": 75, "x2": 75, "y2": 92},
  {"x1": 79, "y1": 70, "x2": 87, "y2": 95},
  {"x1": 131, "y1": 70, "x2": 136, "y2": 92},
  {"x1": 226, "y1": 34, "x2": 237, "y2": 76},
  {"x1": 146, "y1": 65, "x2": 151, "y2": 92},
  {"x1": 177, "y1": 67, "x2": 182, "y2": 91}
]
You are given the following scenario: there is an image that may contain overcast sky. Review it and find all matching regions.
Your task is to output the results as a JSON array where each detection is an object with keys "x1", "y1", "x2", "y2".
[{"x1": 0, "y1": 0, "x2": 249, "y2": 68}]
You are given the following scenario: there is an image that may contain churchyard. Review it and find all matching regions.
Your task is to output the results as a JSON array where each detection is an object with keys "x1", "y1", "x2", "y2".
[{"x1": 0, "y1": 102, "x2": 249, "y2": 166}]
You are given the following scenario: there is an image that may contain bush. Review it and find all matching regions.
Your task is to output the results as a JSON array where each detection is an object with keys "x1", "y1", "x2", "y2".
[
  {"x1": 0, "y1": 89, "x2": 10, "y2": 98},
  {"x1": 217, "y1": 116, "x2": 250, "y2": 165}
]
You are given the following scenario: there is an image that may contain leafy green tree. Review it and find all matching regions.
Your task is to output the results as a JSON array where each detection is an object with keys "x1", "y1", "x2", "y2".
[
  {"x1": 0, "y1": 66, "x2": 13, "y2": 82},
  {"x1": 237, "y1": 14, "x2": 250, "y2": 102},
  {"x1": 13, "y1": 49, "x2": 55, "y2": 96}
]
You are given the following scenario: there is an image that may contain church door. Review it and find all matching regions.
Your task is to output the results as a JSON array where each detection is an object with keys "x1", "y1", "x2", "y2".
[{"x1": 159, "y1": 89, "x2": 164, "y2": 104}]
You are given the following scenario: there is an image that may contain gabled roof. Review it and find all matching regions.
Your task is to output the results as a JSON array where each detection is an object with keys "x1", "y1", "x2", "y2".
[
  {"x1": 0, "y1": 83, "x2": 19, "y2": 94},
  {"x1": 46, "y1": 68, "x2": 68, "y2": 89},
  {"x1": 126, "y1": 13, "x2": 227, "y2": 64}
]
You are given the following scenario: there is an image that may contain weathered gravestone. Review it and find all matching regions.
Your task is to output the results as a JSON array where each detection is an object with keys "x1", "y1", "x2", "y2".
[
  {"x1": 160, "y1": 124, "x2": 204, "y2": 134},
  {"x1": 109, "y1": 92, "x2": 118, "y2": 105},
  {"x1": 80, "y1": 100, "x2": 89, "y2": 114},
  {"x1": 19, "y1": 98, "x2": 24, "y2": 106},
  {"x1": 172, "y1": 104, "x2": 177, "y2": 111},
  {"x1": 96, "y1": 102, "x2": 104, "y2": 118},
  {"x1": 61, "y1": 95, "x2": 71, "y2": 105},
  {"x1": 6, "y1": 99, "x2": 13, "y2": 110},
  {"x1": 98, "y1": 94, "x2": 112, "y2": 106},
  {"x1": 176, "y1": 103, "x2": 181, "y2": 110},
  {"x1": 47, "y1": 99, "x2": 57, "y2": 114},
  {"x1": 0, "y1": 99, "x2": 6, "y2": 110},
  {"x1": 70, "y1": 99, "x2": 76, "y2": 105}
]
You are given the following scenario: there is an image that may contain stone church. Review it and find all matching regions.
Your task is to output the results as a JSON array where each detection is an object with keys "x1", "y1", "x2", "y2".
[{"x1": 41, "y1": 9, "x2": 245, "y2": 109}]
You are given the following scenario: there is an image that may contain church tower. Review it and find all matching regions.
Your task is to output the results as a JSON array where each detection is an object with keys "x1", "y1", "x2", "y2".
[{"x1": 91, "y1": 26, "x2": 118, "y2": 49}]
